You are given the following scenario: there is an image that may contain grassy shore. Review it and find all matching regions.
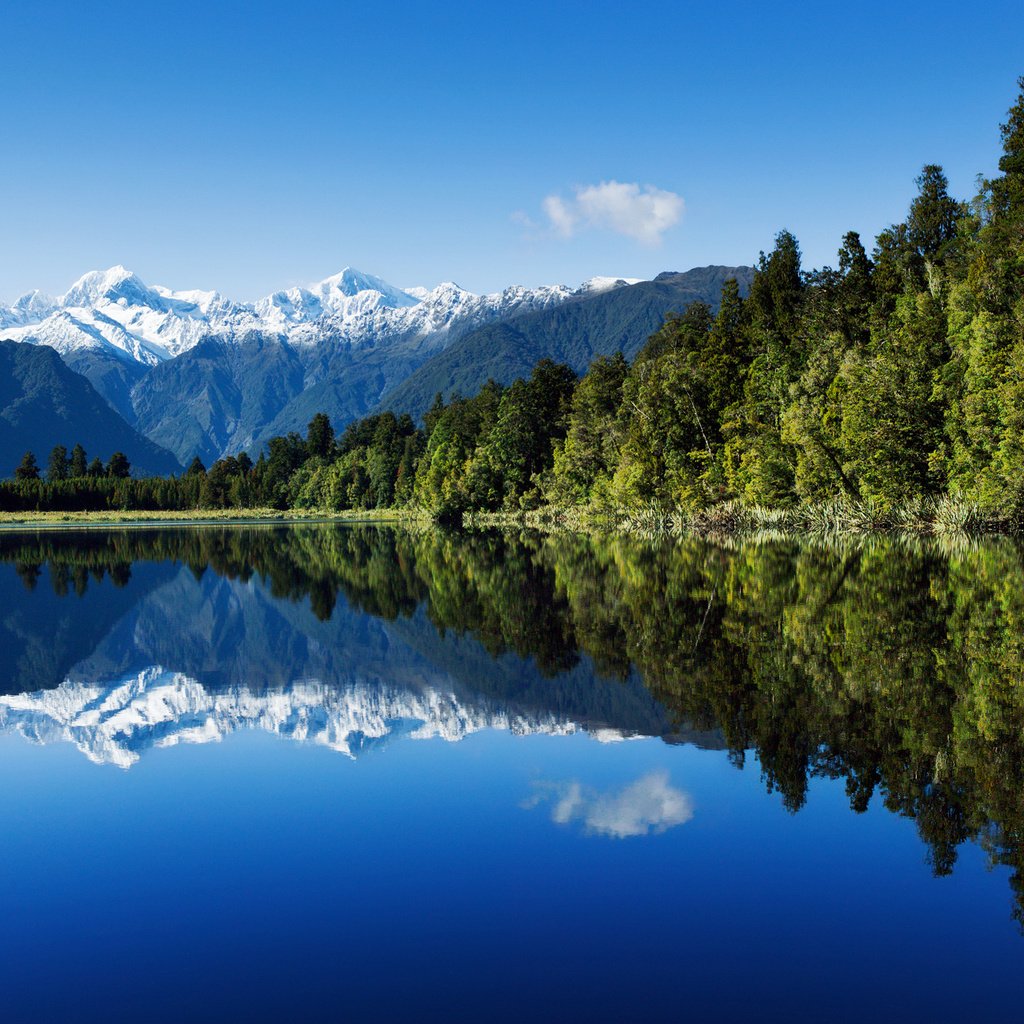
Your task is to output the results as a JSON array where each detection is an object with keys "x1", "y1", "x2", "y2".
[
  {"x1": 0, "y1": 507, "x2": 432, "y2": 529},
  {"x1": 2, "y1": 497, "x2": 1018, "y2": 538}
]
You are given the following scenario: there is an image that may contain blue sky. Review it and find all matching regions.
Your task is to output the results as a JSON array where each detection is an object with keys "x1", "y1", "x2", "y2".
[{"x1": 2, "y1": 0, "x2": 1023, "y2": 300}]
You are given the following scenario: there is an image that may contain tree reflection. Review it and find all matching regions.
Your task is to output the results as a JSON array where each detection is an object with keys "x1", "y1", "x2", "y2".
[{"x1": 2, "y1": 523, "x2": 1024, "y2": 923}]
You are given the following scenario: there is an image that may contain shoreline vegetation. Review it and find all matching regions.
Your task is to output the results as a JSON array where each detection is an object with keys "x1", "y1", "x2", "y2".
[
  {"x1": 4, "y1": 82, "x2": 1024, "y2": 539},
  {"x1": 0, "y1": 496, "x2": 1015, "y2": 539},
  {"x1": 465, "y1": 495, "x2": 1018, "y2": 536},
  {"x1": 0, "y1": 507, "x2": 431, "y2": 529}
]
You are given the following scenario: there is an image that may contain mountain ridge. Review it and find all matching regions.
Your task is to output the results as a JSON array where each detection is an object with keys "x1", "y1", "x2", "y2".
[
  {"x1": 0, "y1": 264, "x2": 601, "y2": 364},
  {"x1": 1, "y1": 263, "x2": 752, "y2": 465},
  {"x1": 379, "y1": 265, "x2": 755, "y2": 419}
]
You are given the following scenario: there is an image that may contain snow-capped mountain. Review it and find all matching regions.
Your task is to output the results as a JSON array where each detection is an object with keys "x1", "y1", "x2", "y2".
[
  {"x1": 0, "y1": 264, "x2": 627, "y2": 366},
  {"x1": 577, "y1": 275, "x2": 643, "y2": 294},
  {"x1": 0, "y1": 668, "x2": 613, "y2": 769},
  {"x1": 0, "y1": 265, "x2": 251, "y2": 364},
  {"x1": 254, "y1": 267, "x2": 420, "y2": 330},
  {"x1": 0, "y1": 263, "x2": 749, "y2": 466}
]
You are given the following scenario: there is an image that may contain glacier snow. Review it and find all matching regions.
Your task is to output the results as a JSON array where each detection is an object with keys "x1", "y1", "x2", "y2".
[{"x1": 0, "y1": 265, "x2": 641, "y2": 366}]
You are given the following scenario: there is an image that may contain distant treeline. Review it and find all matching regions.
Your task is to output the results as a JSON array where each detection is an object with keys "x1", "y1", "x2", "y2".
[{"x1": 5, "y1": 79, "x2": 1024, "y2": 520}]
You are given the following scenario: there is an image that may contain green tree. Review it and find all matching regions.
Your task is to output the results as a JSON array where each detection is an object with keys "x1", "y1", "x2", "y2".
[
  {"x1": 723, "y1": 230, "x2": 805, "y2": 505},
  {"x1": 107, "y1": 452, "x2": 131, "y2": 479},
  {"x1": 782, "y1": 233, "x2": 874, "y2": 500},
  {"x1": 705, "y1": 279, "x2": 749, "y2": 411},
  {"x1": 907, "y1": 164, "x2": 962, "y2": 266},
  {"x1": 612, "y1": 347, "x2": 717, "y2": 507},
  {"x1": 70, "y1": 444, "x2": 88, "y2": 478},
  {"x1": 14, "y1": 451, "x2": 39, "y2": 481},
  {"x1": 412, "y1": 383, "x2": 504, "y2": 516},
  {"x1": 550, "y1": 352, "x2": 628, "y2": 504},
  {"x1": 306, "y1": 413, "x2": 335, "y2": 459},
  {"x1": 47, "y1": 445, "x2": 70, "y2": 482},
  {"x1": 932, "y1": 81, "x2": 1024, "y2": 506},
  {"x1": 199, "y1": 458, "x2": 238, "y2": 508},
  {"x1": 987, "y1": 76, "x2": 1024, "y2": 247},
  {"x1": 839, "y1": 292, "x2": 947, "y2": 505},
  {"x1": 365, "y1": 413, "x2": 403, "y2": 507},
  {"x1": 835, "y1": 231, "x2": 875, "y2": 344},
  {"x1": 481, "y1": 360, "x2": 576, "y2": 508},
  {"x1": 423, "y1": 393, "x2": 446, "y2": 438},
  {"x1": 393, "y1": 432, "x2": 424, "y2": 505}
]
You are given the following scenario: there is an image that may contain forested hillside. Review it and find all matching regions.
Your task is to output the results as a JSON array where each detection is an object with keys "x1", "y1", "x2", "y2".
[
  {"x1": 4, "y1": 79, "x2": 1023, "y2": 526},
  {"x1": 0, "y1": 341, "x2": 181, "y2": 479},
  {"x1": 378, "y1": 266, "x2": 753, "y2": 419}
]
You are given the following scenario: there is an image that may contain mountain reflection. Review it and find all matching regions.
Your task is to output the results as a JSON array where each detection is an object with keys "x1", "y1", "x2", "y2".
[
  {"x1": 0, "y1": 523, "x2": 1023, "y2": 921},
  {"x1": 0, "y1": 669, "x2": 596, "y2": 768}
]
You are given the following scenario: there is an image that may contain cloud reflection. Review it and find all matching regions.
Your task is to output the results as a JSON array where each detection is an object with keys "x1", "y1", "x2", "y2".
[{"x1": 524, "y1": 771, "x2": 694, "y2": 838}]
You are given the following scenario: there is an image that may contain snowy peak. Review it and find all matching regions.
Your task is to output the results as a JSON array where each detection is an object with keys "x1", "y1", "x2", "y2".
[
  {"x1": 315, "y1": 267, "x2": 419, "y2": 308},
  {"x1": 152, "y1": 285, "x2": 232, "y2": 318},
  {"x1": 0, "y1": 264, "x2": 649, "y2": 365},
  {"x1": 409, "y1": 280, "x2": 468, "y2": 302},
  {"x1": 10, "y1": 289, "x2": 55, "y2": 320},
  {"x1": 254, "y1": 266, "x2": 419, "y2": 329},
  {"x1": 61, "y1": 265, "x2": 154, "y2": 309},
  {"x1": 577, "y1": 276, "x2": 642, "y2": 295}
]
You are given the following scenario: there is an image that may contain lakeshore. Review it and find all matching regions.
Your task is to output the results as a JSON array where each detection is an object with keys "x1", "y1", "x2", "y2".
[
  {"x1": 0, "y1": 507, "x2": 430, "y2": 529},
  {"x1": 0, "y1": 496, "x2": 1019, "y2": 538}
]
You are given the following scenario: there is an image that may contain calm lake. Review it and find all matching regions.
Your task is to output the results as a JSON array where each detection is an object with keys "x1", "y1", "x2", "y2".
[{"x1": 1, "y1": 523, "x2": 1022, "y2": 1021}]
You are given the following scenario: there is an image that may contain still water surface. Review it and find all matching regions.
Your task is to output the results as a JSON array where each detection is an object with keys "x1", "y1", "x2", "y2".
[{"x1": 0, "y1": 524, "x2": 1022, "y2": 1021}]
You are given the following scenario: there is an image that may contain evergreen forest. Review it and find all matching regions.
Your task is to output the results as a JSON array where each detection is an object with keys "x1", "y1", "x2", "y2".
[{"x1": 4, "y1": 80, "x2": 1024, "y2": 528}]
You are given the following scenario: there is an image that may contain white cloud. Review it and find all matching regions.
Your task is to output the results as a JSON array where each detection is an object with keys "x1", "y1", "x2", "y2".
[
  {"x1": 542, "y1": 194, "x2": 578, "y2": 237},
  {"x1": 524, "y1": 771, "x2": 694, "y2": 838},
  {"x1": 538, "y1": 180, "x2": 684, "y2": 245}
]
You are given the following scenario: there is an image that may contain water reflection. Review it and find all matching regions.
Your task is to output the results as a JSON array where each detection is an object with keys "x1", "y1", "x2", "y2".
[
  {"x1": 524, "y1": 771, "x2": 695, "y2": 838},
  {"x1": 0, "y1": 669, "x2": 613, "y2": 767},
  {"x1": 0, "y1": 523, "x2": 1023, "y2": 921}
]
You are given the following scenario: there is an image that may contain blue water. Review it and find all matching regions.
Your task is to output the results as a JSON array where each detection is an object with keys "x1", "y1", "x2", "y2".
[{"x1": 0, "y1": 524, "x2": 1021, "y2": 1022}]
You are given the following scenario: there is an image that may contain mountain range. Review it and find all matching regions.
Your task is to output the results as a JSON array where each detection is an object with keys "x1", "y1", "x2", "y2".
[{"x1": 0, "y1": 263, "x2": 752, "y2": 468}]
